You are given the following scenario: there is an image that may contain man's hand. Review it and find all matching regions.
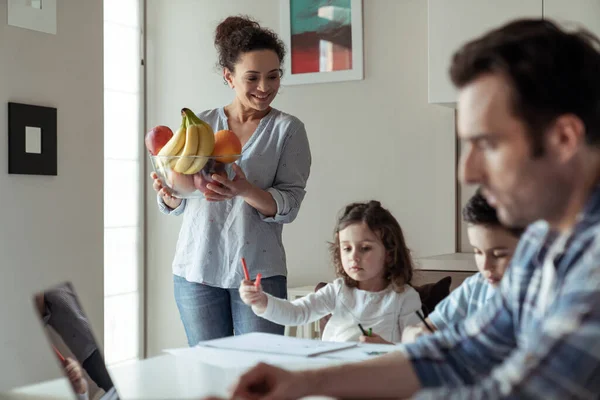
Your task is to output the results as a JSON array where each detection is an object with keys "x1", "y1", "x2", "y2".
[
  {"x1": 229, "y1": 362, "x2": 313, "y2": 400},
  {"x1": 64, "y1": 357, "x2": 88, "y2": 395},
  {"x1": 202, "y1": 350, "x2": 421, "y2": 400}
]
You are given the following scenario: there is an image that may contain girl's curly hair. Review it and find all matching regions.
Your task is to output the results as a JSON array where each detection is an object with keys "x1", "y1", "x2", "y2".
[{"x1": 328, "y1": 201, "x2": 414, "y2": 292}]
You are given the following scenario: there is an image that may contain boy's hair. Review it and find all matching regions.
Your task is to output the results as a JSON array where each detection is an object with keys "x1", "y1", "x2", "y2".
[
  {"x1": 329, "y1": 200, "x2": 414, "y2": 292},
  {"x1": 463, "y1": 190, "x2": 524, "y2": 237}
]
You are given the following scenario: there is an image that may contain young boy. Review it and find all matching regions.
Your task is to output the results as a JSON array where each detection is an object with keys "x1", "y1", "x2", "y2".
[{"x1": 402, "y1": 190, "x2": 523, "y2": 342}]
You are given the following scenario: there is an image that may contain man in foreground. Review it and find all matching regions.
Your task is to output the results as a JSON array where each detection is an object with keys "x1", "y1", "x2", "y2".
[{"x1": 220, "y1": 19, "x2": 600, "y2": 399}]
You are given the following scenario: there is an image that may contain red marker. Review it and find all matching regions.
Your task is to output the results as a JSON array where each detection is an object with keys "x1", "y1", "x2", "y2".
[
  {"x1": 241, "y1": 258, "x2": 250, "y2": 281},
  {"x1": 52, "y1": 345, "x2": 66, "y2": 364},
  {"x1": 254, "y1": 273, "x2": 262, "y2": 288}
]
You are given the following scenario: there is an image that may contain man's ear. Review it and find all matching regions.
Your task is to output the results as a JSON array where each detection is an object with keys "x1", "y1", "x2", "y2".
[
  {"x1": 223, "y1": 68, "x2": 235, "y2": 89},
  {"x1": 546, "y1": 114, "x2": 585, "y2": 163}
]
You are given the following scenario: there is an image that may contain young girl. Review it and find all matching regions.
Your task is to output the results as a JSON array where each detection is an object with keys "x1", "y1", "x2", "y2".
[{"x1": 239, "y1": 200, "x2": 422, "y2": 343}]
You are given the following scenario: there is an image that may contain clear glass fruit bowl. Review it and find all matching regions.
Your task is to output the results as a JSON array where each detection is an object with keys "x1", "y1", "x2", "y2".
[{"x1": 150, "y1": 154, "x2": 241, "y2": 199}]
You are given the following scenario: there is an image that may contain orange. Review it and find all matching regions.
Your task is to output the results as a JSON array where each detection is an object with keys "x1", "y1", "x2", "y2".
[{"x1": 211, "y1": 130, "x2": 242, "y2": 163}]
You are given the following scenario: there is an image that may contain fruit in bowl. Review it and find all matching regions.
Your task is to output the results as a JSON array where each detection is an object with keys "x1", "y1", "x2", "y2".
[
  {"x1": 193, "y1": 158, "x2": 229, "y2": 194},
  {"x1": 150, "y1": 155, "x2": 239, "y2": 198},
  {"x1": 146, "y1": 108, "x2": 242, "y2": 199},
  {"x1": 145, "y1": 125, "x2": 173, "y2": 155},
  {"x1": 212, "y1": 130, "x2": 242, "y2": 163},
  {"x1": 166, "y1": 169, "x2": 196, "y2": 195}
]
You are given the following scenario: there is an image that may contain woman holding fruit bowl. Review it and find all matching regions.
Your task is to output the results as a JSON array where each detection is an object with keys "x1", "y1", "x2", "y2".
[{"x1": 150, "y1": 15, "x2": 312, "y2": 345}]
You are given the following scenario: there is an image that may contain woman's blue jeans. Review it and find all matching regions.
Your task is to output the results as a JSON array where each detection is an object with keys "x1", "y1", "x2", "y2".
[{"x1": 173, "y1": 274, "x2": 287, "y2": 346}]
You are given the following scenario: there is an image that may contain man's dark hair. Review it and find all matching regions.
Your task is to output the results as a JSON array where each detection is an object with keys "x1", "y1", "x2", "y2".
[
  {"x1": 450, "y1": 19, "x2": 600, "y2": 157},
  {"x1": 463, "y1": 190, "x2": 524, "y2": 237}
]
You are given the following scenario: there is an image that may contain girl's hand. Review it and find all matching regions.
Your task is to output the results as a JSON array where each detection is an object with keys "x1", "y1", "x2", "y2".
[
  {"x1": 239, "y1": 279, "x2": 268, "y2": 313},
  {"x1": 359, "y1": 332, "x2": 393, "y2": 345},
  {"x1": 151, "y1": 172, "x2": 182, "y2": 209},
  {"x1": 205, "y1": 164, "x2": 253, "y2": 202}
]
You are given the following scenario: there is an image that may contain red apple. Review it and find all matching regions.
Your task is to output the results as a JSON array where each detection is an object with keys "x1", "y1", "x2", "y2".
[
  {"x1": 145, "y1": 125, "x2": 173, "y2": 155},
  {"x1": 193, "y1": 161, "x2": 228, "y2": 194}
]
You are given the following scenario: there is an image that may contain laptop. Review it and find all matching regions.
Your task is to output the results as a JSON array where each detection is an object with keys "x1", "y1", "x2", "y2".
[{"x1": 32, "y1": 281, "x2": 120, "y2": 400}]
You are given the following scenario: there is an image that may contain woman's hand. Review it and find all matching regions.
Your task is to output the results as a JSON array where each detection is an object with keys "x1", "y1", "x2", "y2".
[
  {"x1": 205, "y1": 164, "x2": 253, "y2": 202},
  {"x1": 239, "y1": 279, "x2": 268, "y2": 314},
  {"x1": 151, "y1": 172, "x2": 182, "y2": 209},
  {"x1": 359, "y1": 332, "x2": 393, "y2": 345}
]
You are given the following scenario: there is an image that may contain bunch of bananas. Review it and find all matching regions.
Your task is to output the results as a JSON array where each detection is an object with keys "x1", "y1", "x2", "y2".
[{"x1": 158, "y1": 108, "x2": 215, "y2": 174}]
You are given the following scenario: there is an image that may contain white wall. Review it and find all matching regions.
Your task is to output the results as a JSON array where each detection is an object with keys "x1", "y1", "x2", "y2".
[
  {"x1": 0, "y1": 0, "x2": 104, "y2": 390},
  {"x1": 145, "y1": 0, "x2": 456, "y2": 355}
]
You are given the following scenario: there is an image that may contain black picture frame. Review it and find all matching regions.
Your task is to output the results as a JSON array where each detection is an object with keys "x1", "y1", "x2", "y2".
[{"x1": 8, "y1": 102, "x2": 57, "y2": 176}]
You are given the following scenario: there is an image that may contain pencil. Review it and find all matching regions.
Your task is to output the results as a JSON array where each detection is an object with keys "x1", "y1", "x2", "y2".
[
  {"x1": 52, "y1": 345, "x2": 66, "y2": 363},
  {"x1": 241, "y1": 257, "x2": 250, "y2": 281},
  {"x1": 254, "y1": 273, "x2": 262, "y2": 287},
  {"x1": 358, "y1": 323, "x2": 369, "y2": 336},
  {"x1": 415, "y1": 310, "x2": 435, "y2": 333}
]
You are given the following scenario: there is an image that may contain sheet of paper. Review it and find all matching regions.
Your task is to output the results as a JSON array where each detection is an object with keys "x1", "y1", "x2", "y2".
[
  {"x1": 195, "y1": 332, "x2": 357, "y2": 357},
  {"x1": 319, "y1": 343, "x2": 404, "y2": 361},
  {"x1": 163, "y1": 345, "x2": 339, "y2": 370}
]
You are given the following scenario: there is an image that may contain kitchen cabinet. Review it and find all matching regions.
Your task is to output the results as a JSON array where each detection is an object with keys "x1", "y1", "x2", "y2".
[
  {"x1": 543, "y1": 0, "x2": 600, "y2": 39},
  {"x1": 429, "y1": 0, "x2": 600, "y2": 106},
  {"x1": 428, "y1": 0, "x2": 543, "y2": 105}
]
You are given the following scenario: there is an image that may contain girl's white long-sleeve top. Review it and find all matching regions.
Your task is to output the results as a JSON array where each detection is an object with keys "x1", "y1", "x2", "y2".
[{"x1": 255, "y1": 278, "x2": 422, "y2": 342}]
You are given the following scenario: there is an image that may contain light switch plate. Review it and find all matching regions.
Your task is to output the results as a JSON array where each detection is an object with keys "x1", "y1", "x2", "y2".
[
  {"x1": 25, "y1": 126, "x2": 42, "y2": 154},
  {"x1": 8, "y1": 102, "x2": 57, "y2": 176}
]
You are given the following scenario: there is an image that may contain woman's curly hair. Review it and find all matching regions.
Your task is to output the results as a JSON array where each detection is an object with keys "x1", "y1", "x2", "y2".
[
  {"x1": 329, "y1": 201, "x2": 414, "y2": 292},
  {"x1": 214, "y1": 15, "x2": 285, "y2": 73}
]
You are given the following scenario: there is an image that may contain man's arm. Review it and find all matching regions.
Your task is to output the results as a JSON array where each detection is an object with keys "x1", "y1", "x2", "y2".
[
  {"x1": 405, "y1": 265, "x2": 600, "y2": 399},
  {"x1": 230, "y1": 351, "x2": 422, "y2": 400},
  {"x1": 310, "y1": 351, "x2": 421, "y2": 399}
]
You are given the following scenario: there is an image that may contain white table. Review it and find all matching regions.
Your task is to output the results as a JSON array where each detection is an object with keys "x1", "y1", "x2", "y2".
[
  {"x1": 6, "y1": 336, "x2": 402, "y2": 400},
  {"x1": 7, "y1": 350, "x2": 343, "y2": 399},
  {"x1": 8, "y1": 354, "x2": 234, "y2": 399}
]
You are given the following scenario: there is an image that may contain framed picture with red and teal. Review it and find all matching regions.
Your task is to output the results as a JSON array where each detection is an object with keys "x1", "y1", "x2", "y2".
[{"x1": 280, "y1": 0, "x2": 364, "y2": 85}]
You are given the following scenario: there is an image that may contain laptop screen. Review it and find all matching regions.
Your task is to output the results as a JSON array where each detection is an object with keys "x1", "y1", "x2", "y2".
[{"x1": 33, "y1": 281, "x2": 120, "y2": 400}]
